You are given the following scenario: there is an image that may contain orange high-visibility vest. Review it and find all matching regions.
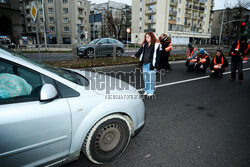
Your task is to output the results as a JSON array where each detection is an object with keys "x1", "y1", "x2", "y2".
[
  {"x1": 165, "y1": 41, "x2": 172, "y2": 52},
  {"x1": 243, "y1": 44, "x2": 250, "y2": 61},
  {"x1": 188, "y1": 48, "x2": 198, "y2": 62},
  {"x1": 199, "y1": 55, "x2": 208, "y2": 63},
  {"x1": 213, "y1": 56, "x2": 224, "y2": 69}
]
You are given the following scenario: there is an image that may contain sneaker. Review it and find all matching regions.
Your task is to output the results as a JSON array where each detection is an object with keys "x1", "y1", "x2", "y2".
[
  {"x1": 147, "y1": 93, "x2": 154, "y2": 97},
  {"x1": 143, "y1": 92, "x2": 148, "y2": 96}
]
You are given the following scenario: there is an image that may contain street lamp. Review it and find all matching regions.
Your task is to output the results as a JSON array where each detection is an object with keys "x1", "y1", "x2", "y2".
[{"x1": 126, "y1": 28, "x2": 131, "y2": 49}]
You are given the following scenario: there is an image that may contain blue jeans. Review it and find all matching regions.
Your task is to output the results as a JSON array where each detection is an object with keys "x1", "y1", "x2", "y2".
[{"x1": 143, "y1": 63, "x2": 156, "y2": 94}]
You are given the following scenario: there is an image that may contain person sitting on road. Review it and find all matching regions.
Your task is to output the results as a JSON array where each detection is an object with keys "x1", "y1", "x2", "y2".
[
  {"x1": 194, "y1": 48, "x2": 210, "y2": 74},
  {"x1": 210, "y1": 50, "x2": 229, "y2": 78},
  {"x1": 185, "y1": 43, "x2": 198, "y2": 72}
]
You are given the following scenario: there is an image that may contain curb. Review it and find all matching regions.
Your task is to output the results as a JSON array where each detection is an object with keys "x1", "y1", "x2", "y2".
[{"x1": 82, "y1": 60, "x2": 186, "y2": 71}]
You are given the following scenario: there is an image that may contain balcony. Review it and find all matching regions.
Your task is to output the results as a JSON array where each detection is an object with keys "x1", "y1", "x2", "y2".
[
  {"x1": 169, "y1": 10, "x2": 177, "y2": 15},
  {"x1": 193, "y1": 6, "x2": 199, "y2": 10},
  {"x1": 169, "y1": 19, "x2": 176, "y2": 24},
  {"x1": 25, "y1": 5, "x2": 30, "y2": 9},
  {"x1": 170, "y1": 1, "x2": 178, "y2": 6},
  {"x1": 199, "y1": 7, "x2": 204, "y2": 11},
  {"x1": 145, "y1": 19, "x2": 156, "y2": 24},
  {"x1": 146, "y1": 0, "x2": 157, "y2": 5},
  {"x1": 185, "y1": 13, "x2": 191, "y2": 18},
  {"x1": 145, "y1": 9, "x2": 156, "y2": 15},
  {"x1": 184, "y1": 22, "x2": 191, "y2": 26},
  {"x1": 144, "y1": 28, "x2": 155, "y2": 32}
]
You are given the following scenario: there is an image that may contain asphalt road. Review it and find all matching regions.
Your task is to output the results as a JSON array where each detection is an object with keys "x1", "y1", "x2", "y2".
[{"x1": 64, "y1": 59, "x2": 250, "y2": 167}]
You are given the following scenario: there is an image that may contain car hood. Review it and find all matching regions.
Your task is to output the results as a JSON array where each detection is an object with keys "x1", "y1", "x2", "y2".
[{"x1": 72, "y1": 70, "x2": 137, "y2": 95}]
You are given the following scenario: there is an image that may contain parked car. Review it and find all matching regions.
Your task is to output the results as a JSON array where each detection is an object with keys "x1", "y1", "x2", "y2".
[
  {"x1": 77, "y1": 38, "x2": 124, "y2": 58},
  {"x1": 122, "y1": 40, "x2": 131, "y2": 45},
  {"x1": 0, "y1": 47, "x2": 145, "y2": 166}
]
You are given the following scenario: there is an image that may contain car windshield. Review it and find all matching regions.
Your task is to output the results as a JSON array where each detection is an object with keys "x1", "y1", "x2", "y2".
[
  {"x1": 0, "y1": 47, "x2": 89, "y2": 86},
  {"x1": 89, "y1": 38, "x2": 101, "y2": 44}
]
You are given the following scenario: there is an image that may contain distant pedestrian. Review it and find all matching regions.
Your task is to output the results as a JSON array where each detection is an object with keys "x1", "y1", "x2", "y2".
[
  {"x1": 210, "y1": 50, "x2": 228, "y2": 78},
  {"x1": 185, "y1": 43, "x2": 198, "y2": 72},
  {"x1": 194, "y1": 48, "x2": 210, "y2": 74},
  {"x1": 159, "y1": 34, "x2": 172, "y2": 72},
  {"x1": 230, "y1": 36, "x2": 250, "y2": 83},
  {"x1": 131, "y1": 32, "x2": 162, "y2": 97}
]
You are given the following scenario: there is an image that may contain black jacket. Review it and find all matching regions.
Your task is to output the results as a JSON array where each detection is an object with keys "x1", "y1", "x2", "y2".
[
  {"x1": 135, "y1": 42, "x2": 162, "y2": 70},
  {"x1": 160, "y1": 38, "x2": 172, "y2": 57},
  {"x1": 230, "y1": 40, "x2": 249, "y2": 60},
  {"x1": 210, "y1": 55, "x2": 228, "y2": 70}
]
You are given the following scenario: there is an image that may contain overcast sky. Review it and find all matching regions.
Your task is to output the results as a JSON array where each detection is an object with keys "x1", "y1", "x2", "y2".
[{"x1": 89, "y1": 0, "x2": 243, "y2": 10}]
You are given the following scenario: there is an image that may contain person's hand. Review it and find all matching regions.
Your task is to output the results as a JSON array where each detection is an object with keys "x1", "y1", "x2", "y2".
[
  {"x1": 131, "y1": 55, "x2": 136, "y2": 58},
  {"x1": 154, "y1": 68, "x2": 157, "y2": 71}
]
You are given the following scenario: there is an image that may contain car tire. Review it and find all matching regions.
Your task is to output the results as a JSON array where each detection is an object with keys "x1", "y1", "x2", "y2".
[
  {"x1": 116, "y1": 48, "x2": 123, "y2": 57},
  {"x1": 86, "y1": 48, "x2": 94, "y2": 58},
  {"x1": 83, "y1": 114, "x2": 131, "y2": 164}
]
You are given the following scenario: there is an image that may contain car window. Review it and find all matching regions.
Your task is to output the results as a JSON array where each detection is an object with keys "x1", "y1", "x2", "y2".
[
  {"x1": 0, "y1": 59, "x2": 43, "y2": 104},
  {"x1": 89, "y1": 38, "x2": 101, "y2": 44},
  {"x1": 0, "y1": 47, "x2": 88, "y2": 86},
  {"x1": 98, "y1": 39, "x2": 108, "y2": 44},
  {"x1": 108, "y1": 39, "x2": 116, "y2": 44}
]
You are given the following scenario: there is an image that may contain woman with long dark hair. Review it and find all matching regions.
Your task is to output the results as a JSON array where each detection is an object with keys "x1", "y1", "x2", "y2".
[{"x1": 131, "y1": 32, "x2": 162, "y2": 97}]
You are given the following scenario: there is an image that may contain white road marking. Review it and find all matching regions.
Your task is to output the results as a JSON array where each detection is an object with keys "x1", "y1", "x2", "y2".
[{"x1": 137, "y1": 67, "x2": 250, "y2": 91}]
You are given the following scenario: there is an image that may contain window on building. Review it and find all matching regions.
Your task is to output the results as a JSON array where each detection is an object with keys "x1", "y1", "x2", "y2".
[
  {"x1": 49, "y1": 17, "x2": 54, "y2": 23},
  {"x1": 140, "y1": 8, "x2": 142, "y2": 12},
  {"x1": 178, "y1": 0, "x2": 181, "y2": 4},
  {"x1": 62, "y1": 0, "x2": 68, "y2": 3},
  {"x1": 38, "y1": 0, "x2": 42, "y2": 5},
  {"x1": 40, "y1": 18, "x2": 43, "y2": 22},
  {"x1": 78, "y1": 1, "x2": 82, "y2": 6},
  {"x1": 64, "y1": 27, "x2": 70, "y2": 32},
  {"x1": 48, "y1": 8, "x2": 53, "y2": 13},
  {"x1": 39, "y1": 9, "x2": 43, "y2": 14},
  {"x1": 64, "y1": 18, "x2": 69, "y2": 23},
  {"x1": 0, "y1": 0, "x2": 6, "y2": 3},
  {"x1": 50, "y1": 27, "x2": 54, "y2": 31},
  {"x1": 32, "y1": 27, "x2": 36, "y2": 32},
  {"x1": 177, "y1": 17, "x2": 180, "y2": 23},
  {"x1": 178, "y1": 8, "x2": 181, "y2": 13},
  {"x1": 78, "y1": 9, "x2": 83, "y2": 15},
  {"x1": 63, "y1": 8, "x2": 69, "y2": 14},
  {"x1": 48, "y1": 0, "x2": 53, "y2": 3},
  {"x1": 78, "y1": 19, "x2": 82, "y2": 24}
]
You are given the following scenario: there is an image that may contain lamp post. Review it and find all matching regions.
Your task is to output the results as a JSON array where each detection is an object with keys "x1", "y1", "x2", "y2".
[{"x1": 126, "y1": 28, "x2": 131, "y2": 49}]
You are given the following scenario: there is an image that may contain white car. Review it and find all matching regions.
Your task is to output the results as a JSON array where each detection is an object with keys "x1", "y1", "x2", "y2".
[{"x1": 0, "y1": 47, "x2": 145, "y2": 166}]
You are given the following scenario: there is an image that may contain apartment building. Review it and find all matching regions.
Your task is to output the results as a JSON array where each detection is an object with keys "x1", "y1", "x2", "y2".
[
  {"x1": 90, "y1": 1, "x2": 131, "y2": 41},
  {"x1": 132, "y1": 0, "x2": 214, "y2": 45},
  {"x1": 20, "y1": 0, "x2": 90, "y2": 44},
  {"x1": 0, "y1": 0, "x2": 22, "y2": 44}
]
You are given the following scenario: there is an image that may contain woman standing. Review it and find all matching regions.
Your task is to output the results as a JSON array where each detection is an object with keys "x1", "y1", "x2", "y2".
[{"x1": 131, "y1": 32, "x2": 162, "y2": 97}]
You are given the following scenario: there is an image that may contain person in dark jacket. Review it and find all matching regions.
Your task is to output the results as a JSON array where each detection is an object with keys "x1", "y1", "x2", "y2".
[
  {"x1": 230, "y1": 36, "x2": 250, "y2": 83},
  {"x1": 131, "y1": 32, "x2": 162, "y2": 97},
  {"x1": 210, "y1": 50, "x2": 229, "y2": 78},
  {"x1": 186, "y1": 43, "x2": 198, "y2": 72},
  {"x1": 194, "y1": 48, "x2": 210, "y2": 73},
  {"x1": 159, "y1": 34, "x2": 172, "y2": 72}
]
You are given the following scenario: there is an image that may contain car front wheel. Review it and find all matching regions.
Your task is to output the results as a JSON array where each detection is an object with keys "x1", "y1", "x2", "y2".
[
  {"x1": 83, "y1": 114, "x2": 131, "y2": 164},
  {"x1": 86, "y1": 49, "x2": 94, "y2": 58},
  {"x1": 116, "y1": 48, "x2": 123, "y2": 57}
]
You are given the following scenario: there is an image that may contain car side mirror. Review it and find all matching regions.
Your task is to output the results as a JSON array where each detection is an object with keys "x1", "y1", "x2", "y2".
[{"x1": 40, "y1": 84, "x2": 58, "y2": 102}]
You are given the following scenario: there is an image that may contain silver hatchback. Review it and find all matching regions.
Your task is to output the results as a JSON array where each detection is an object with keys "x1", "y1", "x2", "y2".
[{"x1": 0, "y1": 47, "x2": 145, "y2": 166}]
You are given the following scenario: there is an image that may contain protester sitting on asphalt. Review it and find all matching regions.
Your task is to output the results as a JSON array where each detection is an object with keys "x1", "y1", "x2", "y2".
[
  {"x1": 210, "y1": 50, "x2": 229, "y2": 78},
  {"x1": 159, "y1": 34, "x2": 172, "y2": 72},
  {"x1": 131, "y1": 32, "x2": 162, "y2": 97},
  {"x1": 185, "y1": 43, "x2": 198, "y2": 72},
  {"x1": 194, "y1": 48, "x2": 210, "y2": 74},
  {"x1": 230, "y1": 35, "x2": 250, "y2": 83}
]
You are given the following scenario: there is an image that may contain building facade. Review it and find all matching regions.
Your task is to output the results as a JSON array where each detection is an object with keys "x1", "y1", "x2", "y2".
[
  {"x1": 132, "y1": 0, "x2": 214, "y2": 45},
  {"x1": 90, "y1": 1, "x2": 131, "y2": 41},
  {"x1": 20, "y1": 0, "x2": 90, "y2": 45},
  {"x1": 0, "y1": 0, "x2": 22, "y2": 44}
]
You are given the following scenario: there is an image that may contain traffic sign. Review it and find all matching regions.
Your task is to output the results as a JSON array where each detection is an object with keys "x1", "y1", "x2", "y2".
[{"x1": 30, "y1": 3, "x2": 38, "y2": 22}]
